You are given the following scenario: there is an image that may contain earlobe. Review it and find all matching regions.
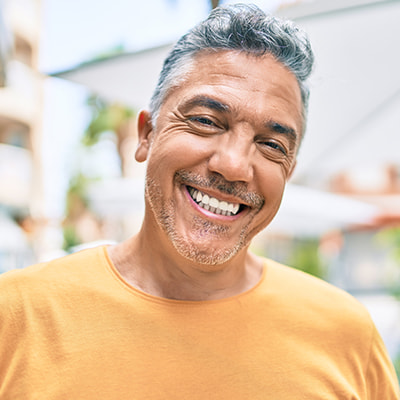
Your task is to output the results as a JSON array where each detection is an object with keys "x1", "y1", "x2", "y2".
[{"x1": 135, "y1": 110, "x2": 153, "y2": 162}]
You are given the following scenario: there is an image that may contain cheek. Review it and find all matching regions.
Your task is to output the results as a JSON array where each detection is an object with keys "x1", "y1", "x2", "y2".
[
  {"x1": 152, "y1": 131, "x2": 213, "y2": 168},
  {"x1": 145, "y1": 145, "x2": 174, "y2": 192},
  {"x1": 258, "y1": 164, "x2": 287, "y2": 205},
  {"x1": 145, "y1": 135, "x2": 201, "y2": 187},
  {"x1": 281, "y1": 158, "x2": 296, "y2": 181},
  {"x1": 246, "y1": 168, "x2": 287, "y2": 238}
]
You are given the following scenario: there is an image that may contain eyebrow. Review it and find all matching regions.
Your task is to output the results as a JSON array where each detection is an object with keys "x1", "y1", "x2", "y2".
[
  {"x1": 183, "y1": 95, "x2": 230, "y2": 113},
  {"x1": 265, "y1": 120, "x2": 298, "y2": 141}
]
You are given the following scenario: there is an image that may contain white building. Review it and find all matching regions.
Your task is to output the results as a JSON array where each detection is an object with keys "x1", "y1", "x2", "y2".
[{"x1": 0, "y1": 0, "x2": 43, "y2": 271}]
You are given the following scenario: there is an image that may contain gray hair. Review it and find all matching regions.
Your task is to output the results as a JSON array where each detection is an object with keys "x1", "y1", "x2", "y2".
[{"x1": 149, "y1": 3, "x2": 314, "y2": 133}]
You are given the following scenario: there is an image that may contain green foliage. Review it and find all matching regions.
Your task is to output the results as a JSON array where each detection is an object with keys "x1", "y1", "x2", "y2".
[
  {"x1": 287, "y1": 239, "x2": 326, "y2": 279},
  {"x1": 65, "y1": 173, "x2": 90, "y2": 215},
  {"x1": 82, "y1": 95, "x2": 135, "y2": 146},
  {"x1": 63, "y1": 174, "x2": 91, "y2": 251},
  {"x1": 62, "y1": 225, "x2": 81, "y2": 251},
  {"x1": 376, "y1": 227, "x2": 400, "y2": 299},
  {"x1": 394, "y1": 353, "x2": 400, "y2": 383},
  {"x1": 62, "y1": 91, "x2": 135, "y2": 249},
  {"x1": 376, "y1": 227, "x2": 400, "y2": 264}
]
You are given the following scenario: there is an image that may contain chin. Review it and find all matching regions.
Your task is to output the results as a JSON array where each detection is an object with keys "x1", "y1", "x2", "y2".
[
  {"x1": 177, "y1": 243, "x2": 239, "y2": 266},
  {"x1": 170, "y1": 229, "x2": 249, "y2": 266}
]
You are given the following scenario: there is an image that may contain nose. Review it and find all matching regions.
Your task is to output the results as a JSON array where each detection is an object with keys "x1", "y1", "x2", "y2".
[{"x1": 207, "y1": 132, "x2": 254, "y2": 183}]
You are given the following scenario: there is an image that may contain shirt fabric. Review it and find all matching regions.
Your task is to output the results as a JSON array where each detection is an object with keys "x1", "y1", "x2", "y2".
[{"x1": 0, "y1": 246, "x2": 399, "y2": 399}]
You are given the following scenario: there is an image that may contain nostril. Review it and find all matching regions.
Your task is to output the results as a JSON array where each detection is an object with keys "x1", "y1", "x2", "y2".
[{"x1": 208, "y1": 152, "x2": 253, "y2": 183}]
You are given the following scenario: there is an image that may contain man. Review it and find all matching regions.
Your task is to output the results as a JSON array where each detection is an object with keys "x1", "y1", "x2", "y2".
[{"x1": 0, "y1": 4, "x2": 398, "y2": 399}]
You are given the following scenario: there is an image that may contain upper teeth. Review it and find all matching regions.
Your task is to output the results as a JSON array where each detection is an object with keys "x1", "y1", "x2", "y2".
[{"x1": 188, "y1": 187, "x2": 240, "y2": 216}]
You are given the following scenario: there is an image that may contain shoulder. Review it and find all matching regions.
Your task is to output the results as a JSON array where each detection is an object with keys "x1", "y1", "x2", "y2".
[
  {"x1": 0, "y1": 246, "x2": 107, "y2": 302},
  {"x1": 264, "y1": 258, "x2": 364, "y2": 304},
  {"x1": 261, "y1": 258, "x2": 400, "y2": 397},
  {"x1": 366, "y1": 324, "x2": 400, "y2": 398},
  {"x1": 260, "y1": 258, "x2": 378, "y2": 371},
  {"x1": 262, "y1": 257, "x2": 374, "y2": 330},
  {"x1": 264, "y1": 258, "x2": 358, "y2": 297}
]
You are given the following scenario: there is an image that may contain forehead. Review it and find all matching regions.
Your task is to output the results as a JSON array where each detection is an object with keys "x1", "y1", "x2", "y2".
[{"x1": 162, "y1": 50, "x2": 303, "y2": 133}]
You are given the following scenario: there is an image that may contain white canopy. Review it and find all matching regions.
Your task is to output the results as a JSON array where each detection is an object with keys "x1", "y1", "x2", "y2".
[
  {"x1": 51, "y1": 43, "x2": 172, "y2": 114},
  {"x1": 279, "y1": 0, "x2": 400, "y2": 182}
]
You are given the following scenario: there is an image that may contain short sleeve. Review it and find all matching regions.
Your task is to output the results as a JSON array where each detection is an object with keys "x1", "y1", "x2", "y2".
[{"x1": 365, "y1": 324, "x2": 400, "y2": 399}]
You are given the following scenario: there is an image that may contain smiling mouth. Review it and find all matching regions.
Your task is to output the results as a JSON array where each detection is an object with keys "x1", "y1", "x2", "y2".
[{"x1": 187, "y1": 186, "x2": 244, "y2": 216}]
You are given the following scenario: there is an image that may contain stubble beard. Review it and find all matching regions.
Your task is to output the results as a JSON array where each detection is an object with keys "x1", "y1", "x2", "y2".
[{"x1": 145, "y1": 176, "x2": 252, "y2": 266}]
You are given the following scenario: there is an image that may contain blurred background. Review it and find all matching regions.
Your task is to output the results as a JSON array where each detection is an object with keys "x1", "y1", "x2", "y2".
[{"x1": 0, "y1": 0, "x2": 399, "y2": 378}]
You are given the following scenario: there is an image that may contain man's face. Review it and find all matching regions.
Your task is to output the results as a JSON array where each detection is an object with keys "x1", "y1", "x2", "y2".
[{"x1": 136, "y1": 51, "x2": 303, "y2": 266}]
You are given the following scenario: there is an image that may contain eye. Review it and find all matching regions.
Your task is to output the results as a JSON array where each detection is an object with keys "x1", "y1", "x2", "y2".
[
  {"x1": 187, "y1": 114, "x2": 226, "y2": 136},
  {"x1": 189, "y1": 116, "x2": 216, "y2": 126},
  {"x1": 186, "y1": 115, "x2": 224, "y2": 135},
  {"x1": 267, "y1": 142, "x2": 287, "y2": 154},
  {"x1": 258, "y1": 140, "x2": 288, "y2": 156}
]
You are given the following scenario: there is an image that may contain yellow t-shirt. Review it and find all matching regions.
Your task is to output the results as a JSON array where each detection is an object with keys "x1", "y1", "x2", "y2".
[{"x1": 0, "y1": 246, "x2": 398, "y2": 399}]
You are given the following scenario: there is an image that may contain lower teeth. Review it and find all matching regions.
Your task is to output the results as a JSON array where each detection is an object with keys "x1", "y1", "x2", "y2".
[{"x1": 198, "y1": 200, "x2": 233, "y2": 216}]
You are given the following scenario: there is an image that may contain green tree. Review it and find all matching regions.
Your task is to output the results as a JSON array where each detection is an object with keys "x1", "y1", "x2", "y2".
[
  {"x1": 375, "y1": 227, "x2": 400, "y2": 380},
  {"x1": 62, "y1": 174, "x2": 91, "y2": 250},
  {"x1": 376, "y1": 227, "x2": 400, "y2": 297},
  {"x1": 287, "y1": 239, "x2": 327, "y2": 279},
  {"x1": 83, "y1": 95, "x2": 135, "y2": 176}
]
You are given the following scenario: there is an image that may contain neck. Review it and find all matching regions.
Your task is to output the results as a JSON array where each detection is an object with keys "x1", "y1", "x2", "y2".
[{"x1": 107, "y1": 229, "x2": 263, "y2": 301}]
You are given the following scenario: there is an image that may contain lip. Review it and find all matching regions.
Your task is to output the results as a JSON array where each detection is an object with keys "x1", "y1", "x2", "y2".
[{"x1": 183, "y1": 185, "x2": 246, "y2": 221}]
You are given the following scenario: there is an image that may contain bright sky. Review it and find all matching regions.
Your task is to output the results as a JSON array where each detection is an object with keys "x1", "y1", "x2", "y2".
[
  {"x1": 39, "y1": 0, "x2": 283, "y2": 72},
  {"x1": 38, "y1": 0, "x2": 284, "y2": 219},
  {"x1": 39, "y1": 0, "x2": 209, "y2": 72}
]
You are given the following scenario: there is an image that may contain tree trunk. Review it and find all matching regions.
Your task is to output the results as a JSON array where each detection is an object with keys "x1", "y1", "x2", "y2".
[{"x1": 210, "y1": 0, "x2": 220, "y2": 10}]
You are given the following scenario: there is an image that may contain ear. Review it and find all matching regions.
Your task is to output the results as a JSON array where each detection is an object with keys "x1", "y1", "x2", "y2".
[{"x1": 135, "y1": 110, "x2": 153, "y2": 163}]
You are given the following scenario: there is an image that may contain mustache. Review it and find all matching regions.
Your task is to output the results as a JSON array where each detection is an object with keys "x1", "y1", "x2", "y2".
[{"x1": 175, "y1": 170, "x2": 264, "y2": 209}]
